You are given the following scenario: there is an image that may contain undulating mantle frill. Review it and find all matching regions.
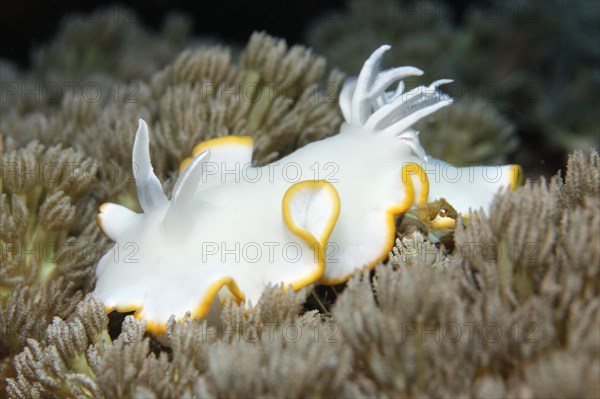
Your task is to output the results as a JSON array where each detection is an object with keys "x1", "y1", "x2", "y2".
[{"x1": 93, "y1": 45, "x2": 522, "y2": 334}]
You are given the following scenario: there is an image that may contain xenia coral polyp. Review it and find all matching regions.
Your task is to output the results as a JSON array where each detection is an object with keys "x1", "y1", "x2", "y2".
[{"x1": 93, "y1": 45, "x2": 522, "y2": 334}]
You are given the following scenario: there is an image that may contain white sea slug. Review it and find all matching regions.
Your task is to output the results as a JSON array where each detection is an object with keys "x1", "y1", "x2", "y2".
[{"x1": 93, "y1": 45, "x2": 522, "y2": 334}]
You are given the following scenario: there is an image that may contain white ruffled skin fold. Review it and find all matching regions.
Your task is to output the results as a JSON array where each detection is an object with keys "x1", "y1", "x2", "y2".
[{"x1": 93, "y1": 45, "x2": 521, "y2": 334}]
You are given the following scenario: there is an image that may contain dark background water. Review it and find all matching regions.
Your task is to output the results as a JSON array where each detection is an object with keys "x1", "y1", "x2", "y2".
[{"x1": 1, "y1": 0, "x2": 472, "y2": 67}]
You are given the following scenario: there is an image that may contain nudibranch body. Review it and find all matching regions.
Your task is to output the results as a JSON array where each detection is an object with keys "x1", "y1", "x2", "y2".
[{"x1": 94, "y1": 45, "x2": 522, "y2": 334}]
